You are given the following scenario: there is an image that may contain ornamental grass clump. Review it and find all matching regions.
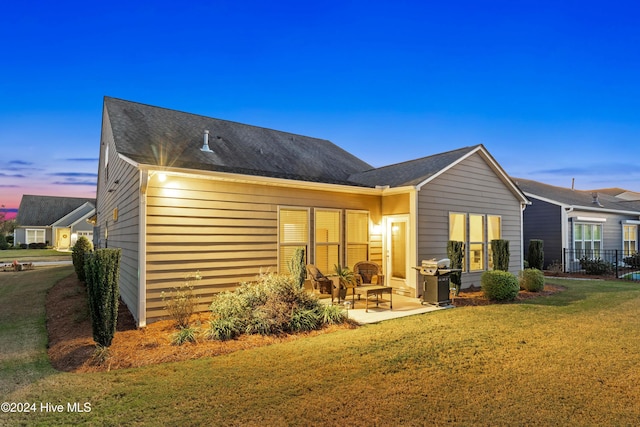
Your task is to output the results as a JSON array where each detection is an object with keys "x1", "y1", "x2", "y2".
[
  {"x1": 170, "y1": 326, "x2": 199, "y2": 345},
  {"x1": 519, "y1": 268, "x2": 545, "y2": 292},
  {"x1": 208, "y1": 272, "x2": 345, "y2": 340},
  {"x1": 481, "y1": 270, "x2": 519, "y2": 302}
]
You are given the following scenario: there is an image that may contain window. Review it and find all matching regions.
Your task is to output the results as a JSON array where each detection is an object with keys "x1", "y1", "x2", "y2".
[
  {"x1": 26, "y1": 229, "x2": 46, "y2": 244},
  {"x1": 469, "y1": 214, "x2": 485, "y2": 271},
  {"x1": 449, "y1": 213, "x2": 467, "y2": 272},
  {"x1": 315, "y1": 209, "x2": 340, "y2": 273},
  {"x1": 487, "y1": 215, "x2": 501, "y2": 269},
  {"x1": 346, "y1": 211, "x2": 369, "y2": 270},
  {"x1": 574, "y1": 223, "x2": 602, "y2": 258},
  {"x1": 449, "y1": 213, "x2": 501, "y2": 272},
  {"x1": 623, "y1": 224, "x2": 638, "y2": 256},
  {"x1": 278, "y1": 208, "x2": 309, "y2": 273}
]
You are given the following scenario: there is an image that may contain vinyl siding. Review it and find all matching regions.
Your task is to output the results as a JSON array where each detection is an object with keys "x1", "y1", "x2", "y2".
[
  {"x1": 417, "y1": 153, "x2": 523, "y2": 288},
  {"x1": 523, "y1": 197, "x2": 563, "y2": 268},
  {"x1": 144, "y1": 175, "x2": 382, "y2": 322},
  {"x1": 567, "y1": 210, "x2": 638, "y2": 252},
  {"x1": 96, "y1": 107, "x2": 141, "y2": 324}
]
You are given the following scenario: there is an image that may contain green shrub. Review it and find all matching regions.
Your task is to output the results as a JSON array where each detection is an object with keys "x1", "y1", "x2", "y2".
[
  {"x1": 447, "y1": 241, "x2": 464, "y2": 296},
  {"x1": 528, "y1": 240, "x2": 544, "y2": 270},
  {"x1": 72, "y1": 236, "x2": 93, "y2": 282},
  {"x1": 162, "y1": 271, "x2": 201, "y2": 328},
  {"x1": 207, "y1": 318, "x2": 241, "y2": 341},
  {"x1": 519, "y1": 268, "x2": 544, "y2": 292},
  {"x1": 491, "y1": 239, "x2": 510, "y2": 271},
  {"x1": 320, "y1": 304, "x2": 346, "y2": 325},
  {"x1": 579, "y1": 257, "x2": 613, "y2": 275},
  {"x1": 84, "y1": 248, "x2": 121, "y2": 348},
  {"x1": 0, "y1": 234, "x2": 8, "y2": 250},
  {"x1": 170, "y1": 326, "x2": 199, "y2": 345},
  {"x1": 481, "y1": 270, "x2": 519, "y2": 301},
  {"x1": 288, "y1": 248, "x2": 306, "y2": 288},
  {"x1": 289, "y1": 308, "x2": 321, "y2": 332},
  {"x1": 623, "y1": 253, "x2": 640, "y2": 269},
  {"x1": 208, "y1": 272, "x2": 343, "y2": 340}
]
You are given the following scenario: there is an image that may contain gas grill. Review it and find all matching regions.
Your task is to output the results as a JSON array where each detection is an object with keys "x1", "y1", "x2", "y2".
[{"x1": 413, "y1": 258, "x2": 461, "y2": 306}]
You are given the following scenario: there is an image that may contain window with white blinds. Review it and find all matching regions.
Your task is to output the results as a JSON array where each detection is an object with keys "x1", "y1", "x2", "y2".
[
  {"x1": 279, "y1": 208, "x2": 309, "y2": 273},
  {"x1": 346, "y1": 210, "x2": 369, "y2": 270},
  {"x1": 315, "y1": 209, "x2": 340, "y2": 272}
]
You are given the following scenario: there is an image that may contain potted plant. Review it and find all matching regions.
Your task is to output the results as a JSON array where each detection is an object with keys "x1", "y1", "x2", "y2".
[{"x1": 333, "y1": 264, "x2": 356, "y2": 301}]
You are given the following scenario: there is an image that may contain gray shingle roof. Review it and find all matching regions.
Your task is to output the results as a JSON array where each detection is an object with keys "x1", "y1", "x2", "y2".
[
  {"x1": 348, "y1": 145, "x2": 480, "y2": 187},
  {"x1": 105, "y1": 97, "x2": 373, "y2": 186},
  {"x1": 16, "y1": 195, "x2": 97, "y2": 226},
  {"x1": 513, "y1": 178, "x2": 640, "y2": 213}
]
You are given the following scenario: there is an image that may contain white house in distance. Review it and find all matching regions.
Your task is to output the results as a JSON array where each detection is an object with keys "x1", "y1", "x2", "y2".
[{"x1": 96, "y1": 97, "x2": 529, "y2": 327}]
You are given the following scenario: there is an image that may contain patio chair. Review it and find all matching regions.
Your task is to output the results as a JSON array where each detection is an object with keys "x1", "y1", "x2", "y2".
[
  {"x1": 353, "y1": 261, "x2": 384, "y2": 286},
  {"x1": 306, "y1": 265, "x2": 333, "y2": 294}
]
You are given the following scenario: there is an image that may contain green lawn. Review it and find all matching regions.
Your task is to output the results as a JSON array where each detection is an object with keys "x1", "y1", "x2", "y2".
[
  {"x1": 0, "y1": 249, "x2": 72, "y2": 263},
  {"x1": 2, "y1": 271, "x2": 640, "y2": 426}
]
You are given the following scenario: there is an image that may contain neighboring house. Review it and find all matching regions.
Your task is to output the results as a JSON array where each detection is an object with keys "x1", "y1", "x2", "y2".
[
  {"x1": 14, "y1": 195, "x2": 96, "y2": 250},
  {"x1": 514, "y1": 178, "x2": 640, "y2": 269},
  {"x1": 97, "y1": 97, "x2": 529, "y2": 326}
]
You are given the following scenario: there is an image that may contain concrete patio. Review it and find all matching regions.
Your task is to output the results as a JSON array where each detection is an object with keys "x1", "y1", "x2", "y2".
[{"x1": 318, "y1": 292, "x2": 452, "y2": 324}]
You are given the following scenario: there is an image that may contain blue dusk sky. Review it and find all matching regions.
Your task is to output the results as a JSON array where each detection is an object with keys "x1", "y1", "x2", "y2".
[{"x1": 1, "y1": 0, "x2": 639, "y2": 218}]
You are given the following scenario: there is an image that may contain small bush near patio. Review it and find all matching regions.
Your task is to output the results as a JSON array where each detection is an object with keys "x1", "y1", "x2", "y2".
[
  {"x1": 208, "y1": 272, "x2": 345, "y2": 340},
  {"x1": 519, "y1": 268, "x2": 544, "y2": 292},
  {"x1": 579, "y1": 256, "x2": 613, "y2": 275},
  {"x1": 72, "y1": 236, "x2": 92, "y2": 283},
  {"x1": 481, "y1": 270, "x2": 519, "y2": 301}
]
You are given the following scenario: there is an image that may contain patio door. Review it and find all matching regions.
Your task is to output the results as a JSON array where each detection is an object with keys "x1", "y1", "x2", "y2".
[{"x1": 386, "y1": 215, "x2": 409, "y2": 288}]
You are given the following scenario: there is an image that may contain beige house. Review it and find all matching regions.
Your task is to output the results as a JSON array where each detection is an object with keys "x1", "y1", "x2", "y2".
[
  {"x1": 15, "y1": 195, "x2": 95, "y2": 250},
  {"x1": 96, "y1": 97, "x2": 529, "y2": 326}
]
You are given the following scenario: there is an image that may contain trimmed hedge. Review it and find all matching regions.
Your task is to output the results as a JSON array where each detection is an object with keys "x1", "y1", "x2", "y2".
[
  {"x1": 528, "y1": 240, "x2": 544, "y2": 270},
  {"x1": 85, "y1": 248, "x2": 121, "y2": 348},
  {"x1": 481, "y1": 270, "x2": 519, "y2": 301},
  {"x1": 491, "y1": 239, "x2": 510, "y2": 271},
  {"x1": 72, "y1": 236, "x2": 93, "y2": 283},
  {"x1": 519, "y1": 268, "x2": 544, "y2": 292},
  {"x1": 447, "y1": 240, "x2": 464, "y2": 296}
]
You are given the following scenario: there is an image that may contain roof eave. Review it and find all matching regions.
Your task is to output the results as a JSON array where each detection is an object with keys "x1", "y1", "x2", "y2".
[{"x1": 135, "y1": 162, "x2": 385, "y2": 196}]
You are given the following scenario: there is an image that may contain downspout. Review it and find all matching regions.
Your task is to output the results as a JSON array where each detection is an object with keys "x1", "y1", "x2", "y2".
[
  {"x1": 410, "y1": 186, "x2": 419, "y2": 297},
  {"x1": 138, "y1": 169, "x2": 149, "y2": 328},
  {"x1": 520, "y1": 202, "x2": 526, "y2": 271}
]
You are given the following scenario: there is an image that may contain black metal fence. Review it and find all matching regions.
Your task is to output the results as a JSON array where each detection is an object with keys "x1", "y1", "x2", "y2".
[{"x1": 561, "y1": 249, "x2": 640, "y2": 281}]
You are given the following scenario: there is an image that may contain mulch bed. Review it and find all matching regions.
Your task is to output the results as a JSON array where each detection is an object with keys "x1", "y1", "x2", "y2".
[
  {"x1": 451, "y1": 284, "x2": 566, "y2": 306},
  {"x1": 46, "y1": 275, "x2": 565, "y2": 373},
  {"x1": 45, "y1": 274, "x2": 356, "y2": 373}
]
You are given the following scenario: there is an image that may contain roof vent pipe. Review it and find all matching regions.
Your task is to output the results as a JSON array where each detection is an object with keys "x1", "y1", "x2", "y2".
[
  {"x1": 201, "y1": 130, "x2": 214, "y2": 153},
  {"x1": 592, "y1": 192, "x2": 603, "y2": 207}
]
